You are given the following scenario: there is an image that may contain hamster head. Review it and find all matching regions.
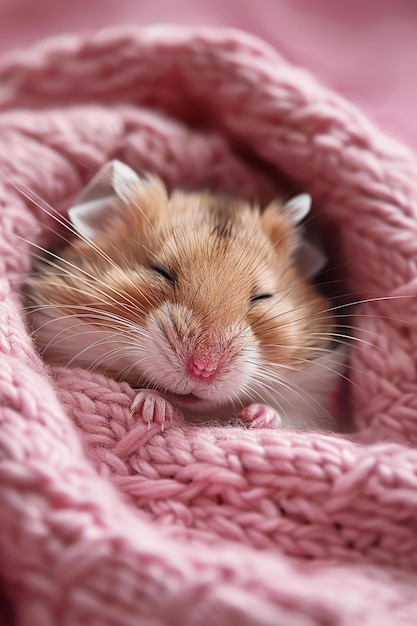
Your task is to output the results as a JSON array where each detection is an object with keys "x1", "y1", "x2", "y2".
[{"x1": 26, "y1": 175, "x2": 333, "y2": 420}]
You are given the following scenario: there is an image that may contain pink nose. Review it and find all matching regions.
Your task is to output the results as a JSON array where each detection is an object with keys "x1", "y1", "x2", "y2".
[{"x1": 188, "y1": 355, "x2": 219, "y2": 379}]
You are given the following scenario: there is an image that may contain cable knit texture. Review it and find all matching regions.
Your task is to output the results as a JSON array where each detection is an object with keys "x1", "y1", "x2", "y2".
[{"x1": 1, "y1": 25, "x2": 417, "y2": 626}]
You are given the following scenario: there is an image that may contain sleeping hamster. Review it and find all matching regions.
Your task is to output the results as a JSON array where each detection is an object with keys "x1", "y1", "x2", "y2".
[{"x1": 25, "y1": 162, "x2": 346, "y2": 430}]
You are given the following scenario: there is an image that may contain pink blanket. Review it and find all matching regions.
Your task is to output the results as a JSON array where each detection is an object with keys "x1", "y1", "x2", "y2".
[{"x1": 1, "y1": 25, "x2": 417, "y2": 625}]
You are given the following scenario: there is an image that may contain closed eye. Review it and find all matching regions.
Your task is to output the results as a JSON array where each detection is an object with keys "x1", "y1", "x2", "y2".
[
  {"x1": 250, "y1": 293, "x2": 273, "y2": 304},
  {"x1": 150, "y1": 265, "x2": 175, "y2": 284}
]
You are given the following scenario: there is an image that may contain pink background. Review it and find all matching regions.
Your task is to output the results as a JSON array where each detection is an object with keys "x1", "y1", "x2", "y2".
[
  {"x1": 1, "y1": 7, "x2": 417, "y2": 625},
  {"x1": 0, "y1": 0, "x2": 416, "y2": 151}
]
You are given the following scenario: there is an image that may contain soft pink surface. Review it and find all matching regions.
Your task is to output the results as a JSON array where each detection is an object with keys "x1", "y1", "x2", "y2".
[
  {"x1": 0, "y1": 0, "x2": 416, "y2": 150},
  {"x1": 1, "y1": 24, "x2": 417, "y2": 626}
]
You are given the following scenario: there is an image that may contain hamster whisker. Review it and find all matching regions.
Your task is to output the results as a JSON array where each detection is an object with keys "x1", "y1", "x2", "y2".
[
  {"x1": 40, "y1": 323, "x2": 143, "y2": 358},
  {"x1": 229, "y1": 388, "x2": 247, "y2": 413},
  {"x1": 26, "y1": 279, "x2": 127, "y2": 312},
  {"x1": 288, "y1": 357, "x2": 351, "y2": 383},
  {"x1": 306, "y1": 332, "x2": 374, "y2": 349},
  {"x1": 6, "y1": 173, "x2": 148, "y2": 294},
  {"x1": 248, "y1": 298, "x2": 322, "y2": 335},
  {"x1": 118, "y1": 358, "x2": 152, "y2": 382},
  {"x1": 250, "y1": 365, "x2": 335, "y2": 427},
  {"x1": 266, "y1": 353, "x2": 355, "y2": 390},
  {"x1": 311, "y1": 295, "x2": 415, "y2": 318},
  {"x1": 243, "y1": 374, "x2": 302, "y2": 427},
  {"x1": 250, "y1": 292, "x2": 414, "y2": 337},
  {"x1": 25, "y1": 306, "x2": 152, "y2": 340},
  {"x1": 3, "y1": 173, "x2": 74, "y2": 228},
  {"x1": 58, "y1": 334, "x2": 142, "y2": 371},
  {"x1": 256, "y1": 330, "x2": 367, "y2": 350},
  {"x1": 19, "y1": 235, "x2": 155, "y2": 312},
  {"x1": 85, "y1": 348, "x2": 148, "y2": 377}
]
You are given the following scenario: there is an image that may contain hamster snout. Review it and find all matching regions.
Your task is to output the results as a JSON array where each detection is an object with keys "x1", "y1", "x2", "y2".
[{"x1": 142, "y1": 301, "x2": 258, "y2": 410}]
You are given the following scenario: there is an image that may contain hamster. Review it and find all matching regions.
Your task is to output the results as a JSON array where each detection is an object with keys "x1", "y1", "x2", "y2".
[{"x1": 25, "y1": 166, "x2": 346, "y2": 431}]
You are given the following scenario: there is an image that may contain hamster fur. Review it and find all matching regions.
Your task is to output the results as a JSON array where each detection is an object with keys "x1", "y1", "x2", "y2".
[{"x1": 25, "y1": 175, "x2": 345, "y2": 430}]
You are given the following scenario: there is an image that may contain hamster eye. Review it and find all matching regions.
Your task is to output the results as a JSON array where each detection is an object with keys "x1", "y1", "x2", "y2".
[
  {"x1": 250, "y1": 293, "x2": 273, "y2": 304},
  {"x1": 150, "y1": 265, "x2": 175, "y2": 285}
]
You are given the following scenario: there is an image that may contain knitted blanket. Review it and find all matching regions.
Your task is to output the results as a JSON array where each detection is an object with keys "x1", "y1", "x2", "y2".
[{"x1": 1, "y1": 25, "x2": 417, "y2": 626}]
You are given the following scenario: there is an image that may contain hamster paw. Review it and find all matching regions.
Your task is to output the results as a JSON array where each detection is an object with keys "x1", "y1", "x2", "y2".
[
  {"x1": 238, "y1": 404, "x2": 282, "y2": 429},
  {"x1": 130, "y1": 390, "x2": 175, "y2": 432}
]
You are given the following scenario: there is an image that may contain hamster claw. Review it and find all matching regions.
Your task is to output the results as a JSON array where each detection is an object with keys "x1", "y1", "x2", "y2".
[
  {"x1": 130, "y1": 389, "x2": 175, "y2": 432},
  {"x1": 238, "y1": 404, "x2": 282, "y2": 429}
]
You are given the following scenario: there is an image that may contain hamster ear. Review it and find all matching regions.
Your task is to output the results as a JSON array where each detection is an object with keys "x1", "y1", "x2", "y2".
[
  {"x1": 68, "y1": 197, "x2": 120, "y2": 240},
  {"x1": 295, "y1": 239, "x2": 327, "y2": 280},
  {"x1": 262, "y1": 193, "x2": 312, "y2": 244},
  {"x1": 262, "y1": 193, "x2": 326, "y2": 279},
  {"x1": 111, "y1": 160, "x2": 143, "y2": 204},
  {"x1": 68, "y1": 160, "x2": 146, "y2": 239},
  {"x1": 282, "y1": 193, "x2": 312, "y2": 225}
]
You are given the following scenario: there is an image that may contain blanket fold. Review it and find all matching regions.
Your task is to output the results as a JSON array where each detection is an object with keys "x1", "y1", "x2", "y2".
[{"x1": 1, "y1": 25, "x2": 417, "y2": 626}]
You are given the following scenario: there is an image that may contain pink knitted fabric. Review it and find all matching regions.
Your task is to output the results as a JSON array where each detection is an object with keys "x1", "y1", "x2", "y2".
[{"x1": 1, "y1": 25, "x2": 417, "y2": 626}]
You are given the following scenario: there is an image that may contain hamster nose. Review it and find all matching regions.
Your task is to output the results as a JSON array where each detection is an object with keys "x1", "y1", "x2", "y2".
[{"x1": 188, "y1": 354, "x2": 220, "y2": 380}]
